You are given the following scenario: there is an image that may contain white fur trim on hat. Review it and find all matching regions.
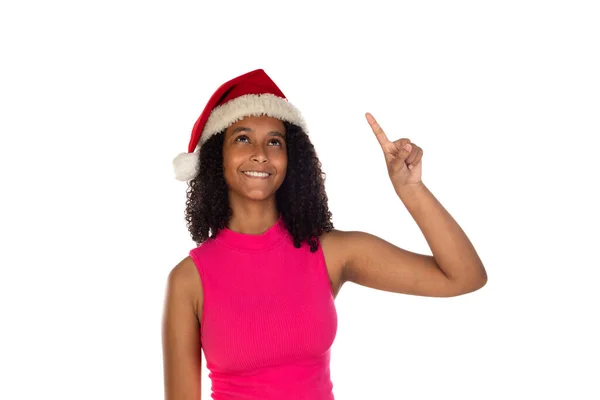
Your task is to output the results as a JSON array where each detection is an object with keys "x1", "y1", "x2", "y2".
[
  {"x1": 198, "y1": 93, "x2": 307, "y2": 148},
  {"x1": 172, "y1": 151, "x2": 199, "y2": 181}
]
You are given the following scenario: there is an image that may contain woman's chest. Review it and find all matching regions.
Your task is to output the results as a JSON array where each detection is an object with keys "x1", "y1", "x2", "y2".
[{"x1": 193, "y1": 235, "x2": 345, "y2": 326}]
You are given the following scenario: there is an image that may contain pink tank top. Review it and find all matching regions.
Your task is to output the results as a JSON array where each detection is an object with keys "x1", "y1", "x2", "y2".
[{"x1": 189, "y1": 215, "x2": 338, "y2": 400}]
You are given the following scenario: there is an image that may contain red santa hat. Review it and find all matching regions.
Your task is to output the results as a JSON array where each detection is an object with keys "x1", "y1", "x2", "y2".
[{"x1": 172, "y1": 69, "x2": 307, "y2": 181}]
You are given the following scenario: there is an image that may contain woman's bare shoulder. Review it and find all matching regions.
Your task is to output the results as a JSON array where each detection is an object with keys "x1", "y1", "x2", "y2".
[
  {"x1": 162, "y1": 256, "x2": 203, "y2": 398},
  {"x1": 168, "y1": 256, "x2": 204, "y2": 321},
  {"x1": 319, "y1": 229, "x2": 349, "y2": 296},
  {"x1": 320, "y1": 228, "x2": 345, "y2": 240},
  {"x1": 319, "y1": 228, "x2": 349, "y2": 258}
]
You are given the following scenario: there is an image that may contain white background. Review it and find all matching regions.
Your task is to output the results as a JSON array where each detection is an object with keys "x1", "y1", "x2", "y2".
[{"x1": 1, "y1": 0, "x2": 599, "y2": 399}]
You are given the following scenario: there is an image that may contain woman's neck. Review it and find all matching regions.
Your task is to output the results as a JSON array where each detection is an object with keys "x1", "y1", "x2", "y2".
[
  {"x1": 227, "y1": 193, "x2": 280, "y2": 234},
  {"x1": 226, "y1": 210, "x2": 281, "y2": 235}
]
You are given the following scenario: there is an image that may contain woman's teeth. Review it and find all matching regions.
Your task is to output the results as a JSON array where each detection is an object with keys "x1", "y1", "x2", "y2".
[{"x1": 243, "y1": 171, "x2": 270, "y2": 178}]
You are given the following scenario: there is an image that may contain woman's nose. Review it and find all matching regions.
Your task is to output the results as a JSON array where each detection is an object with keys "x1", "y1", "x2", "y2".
[{"x1": 251, "y1": 145, "x2": 268, "y2": 163}]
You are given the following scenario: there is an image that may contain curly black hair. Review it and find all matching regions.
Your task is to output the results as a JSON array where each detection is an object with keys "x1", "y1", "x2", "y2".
[{"x1": 184, "y1": 121, "x2": 334, "y2": 252}]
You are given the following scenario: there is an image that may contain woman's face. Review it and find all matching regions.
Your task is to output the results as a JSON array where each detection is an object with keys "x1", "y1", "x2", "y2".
[{"x1": 222, "y1": 115, "x2": 288, "y2": 202}]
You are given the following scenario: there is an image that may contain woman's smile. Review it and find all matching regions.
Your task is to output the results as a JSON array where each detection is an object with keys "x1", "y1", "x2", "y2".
[{"x1": 242, "y1": 170, "x2": 272, "y2": 179}]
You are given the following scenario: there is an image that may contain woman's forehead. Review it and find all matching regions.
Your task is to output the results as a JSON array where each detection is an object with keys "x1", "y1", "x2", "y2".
[{"x1": 228, "y1": 115, "x2": 285, "y2": 132}]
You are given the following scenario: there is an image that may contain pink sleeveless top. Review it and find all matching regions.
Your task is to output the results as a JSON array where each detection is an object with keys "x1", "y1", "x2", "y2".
[{"x1": 189, "y1": 215, "x2": 338, "y2": 400}]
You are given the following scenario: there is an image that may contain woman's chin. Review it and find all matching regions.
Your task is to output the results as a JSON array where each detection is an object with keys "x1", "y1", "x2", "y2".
[
  {"x1": 243, "y1": 190, "x2": 276, "y2": 201},
  {"x1": 228, "y1": 187, "x2": 275, "y2": 202}
]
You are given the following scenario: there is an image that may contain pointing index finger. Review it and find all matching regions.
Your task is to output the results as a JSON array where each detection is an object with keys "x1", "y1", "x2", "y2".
[{"x1": 365, "y1": 112, "x2": 390, "y2": 148}]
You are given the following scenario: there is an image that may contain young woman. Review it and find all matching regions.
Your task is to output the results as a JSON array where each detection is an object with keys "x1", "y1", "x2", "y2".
[{"x1": 162, "y1": 69, "x2": 487, "y2": 400}]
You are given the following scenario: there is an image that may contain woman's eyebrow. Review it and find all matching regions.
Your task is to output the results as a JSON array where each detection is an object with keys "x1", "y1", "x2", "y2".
[
  {"x1": 230, "y1": 126, "x2": 252, "y2": 135},
  {"x1": 268, "y1": 131, "x2": 285, "y2": 139},
  {"x1": 230, "y1": 126, "x2": 285, "y2": 138}
]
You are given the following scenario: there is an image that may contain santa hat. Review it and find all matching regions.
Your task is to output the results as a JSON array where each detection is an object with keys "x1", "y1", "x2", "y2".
[{"x1": 172, "y1": 69, "x2": 308, "y2": 181}]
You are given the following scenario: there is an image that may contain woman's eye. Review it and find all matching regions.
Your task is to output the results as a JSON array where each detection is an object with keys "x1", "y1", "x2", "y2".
[{"x1": 234, "y1": 135, "x2": 282, "y2": 146}]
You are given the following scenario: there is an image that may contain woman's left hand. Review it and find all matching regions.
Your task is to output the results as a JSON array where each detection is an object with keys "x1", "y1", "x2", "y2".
[{"x1": 365, "y1": 112, "x2": 423, "y2": 191}]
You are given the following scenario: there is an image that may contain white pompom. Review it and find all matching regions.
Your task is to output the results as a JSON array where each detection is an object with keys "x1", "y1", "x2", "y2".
[{"x1": 172, "y1": 152, "x2": 199, "y2": 181}]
